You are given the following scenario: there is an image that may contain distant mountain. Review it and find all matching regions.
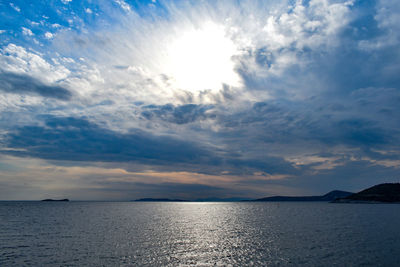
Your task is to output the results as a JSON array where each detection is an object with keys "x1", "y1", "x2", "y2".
[
  {"x1": 253, "y1": 190, "x2": 353, "y2": 202},
  {"x1": 41, "y1": 198, "x2": 69, "y2": 202},
  {"x1": 133, "y1": 191, "x2": 357, "y2": 202},
  {"x1": 134, "y1": 198, "x2": 188, "y2": 202},
  {"x1": 333, "y1": 183, "x2": 400, "y2": 203}
]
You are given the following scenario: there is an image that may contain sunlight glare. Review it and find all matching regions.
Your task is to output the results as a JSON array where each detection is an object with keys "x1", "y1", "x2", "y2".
[{"x1": 165, "y1": 22, "x2": 240, "y2": 92}]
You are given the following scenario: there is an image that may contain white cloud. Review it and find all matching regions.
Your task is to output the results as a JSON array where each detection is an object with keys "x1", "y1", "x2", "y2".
[
  {"x1": 286, "y1": 155, "x2": 344, "y2": 170},
  {"x1": 115, "y1": 0, "x2": 131, "y2": 12},
  {"x1": 362, "y1": 157, "x2": 400, "y2": 168},
  {"x1": 0, "y1": 1, "x2": 391, "y2": 134},
  {"x1": 61, "y1": 0, "x2": 72, "y2": 4},
  {"x1": 52, "y1": 23, "x2": 62, "y2": 28},
  {"x1": 229, "y1": 0, "x2": 353, "y2": 79},
  {"x1": 85, "y1": 8, "x2": 93, "y2": 14},
  {"x1": 375, "y1": 0, "x2": 400, "y2": 30},
  {"x1": 0, "y1": 30, "x2": 5, "y2": 34},
  {"x1": 11, "y1": 2, "x2": 355, "y2": 109},
  {"x1": 33, "y1": 0, "x2": 355, "y2": 113},
  {"x1": 44, "y1": 32, "x2": 54, "y2": 39},
  {"x1": 21, "y1": 27, "x2": 34, "y2": 36},
  {"x1": 10, "y1": 3, "x2": 21, "y2": 12},
  {"x1": 359, "y1": 0, "x2": 400, "y2": 50},
  {"x1": 0, "y1": 44, "x2": 70, "y2": 84}
]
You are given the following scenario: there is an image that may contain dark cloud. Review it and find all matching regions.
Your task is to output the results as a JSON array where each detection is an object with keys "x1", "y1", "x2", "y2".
[
  {"x1": 331, "y1": 119, "x2": 389, "y2": 146},
  {"x1": 0, "y1": 71, "x2": 72, "y2": 100},
  {"x1": 4, "y1": 116, "x2": 298, "y2": 176},
  {"x1": 6, "y1": 116, "x2": 214, "y2": 164},
  {"x1": 217, "y1": 98, "x2": 398, "y2": 149}
]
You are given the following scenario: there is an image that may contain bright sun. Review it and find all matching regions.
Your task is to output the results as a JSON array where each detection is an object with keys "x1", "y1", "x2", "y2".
[{"x1": 165, "y1": 22, "x2": 240, "y2": 93}]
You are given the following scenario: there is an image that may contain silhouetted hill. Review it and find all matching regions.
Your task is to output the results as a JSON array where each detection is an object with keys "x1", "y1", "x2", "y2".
[
  {"x1": 253, "y1": 190, "x2": 353, "y2": 202},
  {"x1": 333, "y1": 183, "x2": 400, "y2": 203},
  {"x1": 41, "y1": 199, "x2": 69, "y2": 201},
  {"x1": 319, "y1": 190, "x2": 354, "y2": 201}
]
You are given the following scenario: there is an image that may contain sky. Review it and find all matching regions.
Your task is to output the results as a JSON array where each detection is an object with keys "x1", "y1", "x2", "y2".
[{"x1": 0, "y1": 0, "x2": 399, "y2": 200}]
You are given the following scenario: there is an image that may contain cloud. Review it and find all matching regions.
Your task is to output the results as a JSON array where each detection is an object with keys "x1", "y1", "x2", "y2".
[
  {"x1": 1, "y1": 0, "x2": 400, "y2": 199},
  {"x1": 44, "y1": 32, "x2": 53, "y2": 39},
  {"x1": 42, "y1": 0, "x2": 356, "y2": 104},
  {"x1": 0, "y1": 155, "x2": 296, "y2": 200},
  {"x1": 21, "y1": 27, "x2": 34, "y2": 36},
  {"x1": 3, "y1": 115, "x2": 300, "y2": 177},
  {"x1": 358, "y1": 0, "x2": 400, "y2": 50},
  {"x1": 114, "y1": 0, "x2": 131, "y2": 12},
  {"x1": 141, "y1": 104, "x2": 215, "y2": 124},
  {"x1": 0, "y1": 44, "x2": 71, "y2": 84},
  {"x1": 9, "y1": 3, "x2": 20, "y2": 12},
  {"x1": 5, "y1": 116, "x2": 214, "y2": 164},
  {"x1": 0, "y1": 71, "x2": 72, "y2": 100}
]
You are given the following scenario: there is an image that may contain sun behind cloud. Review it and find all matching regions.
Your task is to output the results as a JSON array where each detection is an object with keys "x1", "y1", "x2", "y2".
[{"x1": 164, "y1": 21, "x2": 241, "y2": 93}]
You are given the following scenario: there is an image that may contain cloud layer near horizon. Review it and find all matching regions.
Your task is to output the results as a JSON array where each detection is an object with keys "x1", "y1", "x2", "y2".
[{"x1": 0, "y1": 0, "x2": 399, "y2": 200}]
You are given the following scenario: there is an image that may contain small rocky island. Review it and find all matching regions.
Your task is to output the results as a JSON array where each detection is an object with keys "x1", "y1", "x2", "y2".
[
  {"x1": 41, "y1": 199, "x2": 70, "y2": 202},
  {"x1": 333, "y1": 183, "x2": 400, "y2": 203}
]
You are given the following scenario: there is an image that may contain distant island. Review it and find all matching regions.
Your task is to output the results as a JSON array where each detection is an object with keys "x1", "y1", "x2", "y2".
[
  {"x1": 132, "y1": 183, "x2": 400, "y2": 203},
  {"x1": 133, "y1": 193, "x2": 353, "y2": 202},
  {"x1": 333, "y1": 183, "x2": 400, "y2": 203},
  {"x1": 41, "y1": 199, "x2": 70, "y2": 202},
  {"x1": 251, "y1": 190, "x2": 353, "y2": 202}
]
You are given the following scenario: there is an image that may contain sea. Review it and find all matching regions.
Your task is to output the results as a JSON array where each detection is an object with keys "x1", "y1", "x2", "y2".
[{"x1": 1, "y1": 201, "x2": 400, "y2": 266}]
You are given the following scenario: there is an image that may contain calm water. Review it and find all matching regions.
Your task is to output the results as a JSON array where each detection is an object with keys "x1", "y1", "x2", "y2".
[{"x1": 1, "y1": 202, "x2": 400, "y2": 266}]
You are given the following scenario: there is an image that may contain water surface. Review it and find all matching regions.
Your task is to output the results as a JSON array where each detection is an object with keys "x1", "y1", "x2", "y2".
[{"x1": 1, "y1": 202, "x2": 399, "y2": 266}]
